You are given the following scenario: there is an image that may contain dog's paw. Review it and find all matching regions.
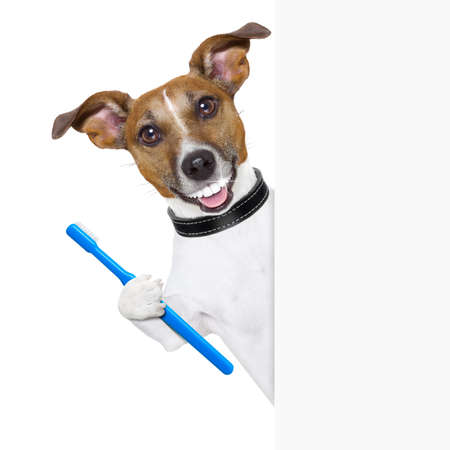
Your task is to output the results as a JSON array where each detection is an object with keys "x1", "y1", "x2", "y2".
[{"x1": 118, "y1": 274, "x2": 166, "y2": 320}]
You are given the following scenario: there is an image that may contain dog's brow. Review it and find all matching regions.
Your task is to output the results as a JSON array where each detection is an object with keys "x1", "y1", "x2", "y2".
[
  {"x1": 186, "y1": 91, "x2": 195, "y2": 104},
  {"x1": 143, "y1": 110, "x2": 156, "y2": 121}
]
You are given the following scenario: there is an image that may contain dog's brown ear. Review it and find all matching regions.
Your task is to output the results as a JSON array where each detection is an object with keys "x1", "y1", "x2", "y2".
[
  {"x1": 52, "y1": 91, "x2": 133, "y2": 149},
  {"x1": 189, "y1": 22, "x2": 271, "y2": 96}
]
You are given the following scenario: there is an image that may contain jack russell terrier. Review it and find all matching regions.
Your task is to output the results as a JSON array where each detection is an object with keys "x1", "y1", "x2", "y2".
[{"x1": 52, "y1": 22, "x2": 274, "y2": 402}]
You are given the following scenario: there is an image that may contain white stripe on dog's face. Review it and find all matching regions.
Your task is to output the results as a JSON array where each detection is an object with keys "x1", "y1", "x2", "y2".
[{"x1": 162, "y1": 89, "x2": 187, "y2": 135}]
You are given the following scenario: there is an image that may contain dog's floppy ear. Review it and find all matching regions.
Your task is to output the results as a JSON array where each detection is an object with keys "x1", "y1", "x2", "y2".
[
  {"x1": 52, "y1": 91, "x2": 133, "y2": 149},
  {"x1": 189, "y1": 22, "x2": 271, "y2": 96}
]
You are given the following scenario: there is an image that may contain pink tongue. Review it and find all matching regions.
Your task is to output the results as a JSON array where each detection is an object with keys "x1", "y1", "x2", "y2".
[{"x1": 198, "y1": 187, "x2": 228, "y2": 209}]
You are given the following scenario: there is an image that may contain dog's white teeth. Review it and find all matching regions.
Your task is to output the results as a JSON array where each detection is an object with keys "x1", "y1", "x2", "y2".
[
  {"x1": 203, "y1": 186, "x2": 213, "y2": 197},
  {"x1": 218, "y1": 177, "x2": 229, "y2": 188},
  {"x1": 189, "y1": 189, "x2": 201, "y2": 198},
  {"x1": 188, "y1": 178, "x2": 229, "y2": 199},
  {"x1": 210, "y1": 183, "x2": 221, "y2": 194}
]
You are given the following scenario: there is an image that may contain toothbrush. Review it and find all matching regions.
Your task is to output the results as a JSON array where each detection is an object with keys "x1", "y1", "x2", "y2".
[{"x1": 66, "y1": 223, "x2": 234, "y2": 375}]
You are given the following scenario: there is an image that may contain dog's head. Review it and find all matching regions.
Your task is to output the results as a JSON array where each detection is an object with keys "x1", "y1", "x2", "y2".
[{"x1": 52, "y1": 22, "x2": 270, "y2": 213}]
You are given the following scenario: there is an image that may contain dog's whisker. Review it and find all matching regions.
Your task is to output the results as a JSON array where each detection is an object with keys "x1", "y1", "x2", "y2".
[
  {"x1": 144, "y1": 191, "x2": 159, "y2": 197},
  {"x1": 141, "y1": 186, "x2": 159, "y2": 195}
]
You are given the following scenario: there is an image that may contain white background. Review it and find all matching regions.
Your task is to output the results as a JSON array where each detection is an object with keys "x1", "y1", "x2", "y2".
[
  {"x1": 0, "y1": 1, "x2": 274, "y2": 449},
  {"x1": 277, "y1": 1, "x2": 450, "y2": 449},
  {"x1": 3, "y1": 1, "x2": 449, "y2": 449}
]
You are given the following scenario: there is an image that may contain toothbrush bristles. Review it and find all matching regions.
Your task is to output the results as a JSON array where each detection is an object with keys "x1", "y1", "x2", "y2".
[{"x1": 75, "y1": 222, "x2": 98, "y2": 242}]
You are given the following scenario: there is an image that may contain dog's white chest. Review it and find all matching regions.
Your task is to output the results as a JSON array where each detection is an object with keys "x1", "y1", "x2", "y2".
[
  {"x1": 165, "y1": 191, "x2": 273, "y2": 327},
  {"x1": 164, "y1": 191, "x2": 274, "y2": 398}
]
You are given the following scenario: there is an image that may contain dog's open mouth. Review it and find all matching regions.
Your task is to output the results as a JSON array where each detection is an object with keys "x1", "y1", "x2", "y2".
[
  {"x1": 189, "y1": 178, "x2": 231, "y2": 209},
  {"x1": 174, "y1": 166, "x2": 236, "y2": 213}
]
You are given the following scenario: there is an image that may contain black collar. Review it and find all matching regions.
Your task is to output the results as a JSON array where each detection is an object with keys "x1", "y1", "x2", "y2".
[{"x1": 168, "y1": 168, "x2": 269, "y2": 238}]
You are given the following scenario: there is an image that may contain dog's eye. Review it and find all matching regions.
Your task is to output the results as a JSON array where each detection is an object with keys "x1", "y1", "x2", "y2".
[
  {"x1": 197, "y1": 97, "x2": 217, "y2": 119},
  {"x1": 139, "y1": 125, "x2": 162, "y2": 147}
]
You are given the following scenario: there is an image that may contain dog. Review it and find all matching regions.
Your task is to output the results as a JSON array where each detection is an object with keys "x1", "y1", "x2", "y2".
[{"x1": 52, "y1": 22, "x2": 274, "y2": 402}]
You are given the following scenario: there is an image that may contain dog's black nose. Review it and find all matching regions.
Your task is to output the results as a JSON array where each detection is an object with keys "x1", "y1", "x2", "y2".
[{"x1": 181, "y1": 149, "x2": 216, "y2": 181}]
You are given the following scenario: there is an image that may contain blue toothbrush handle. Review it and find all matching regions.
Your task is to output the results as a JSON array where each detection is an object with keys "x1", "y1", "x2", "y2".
[
  {"x1": 161, "y1": 305, "x2": 234, "y2": 375},
  {"x1": 66, "y1": 224, "x2": 233, "y2": 375}
]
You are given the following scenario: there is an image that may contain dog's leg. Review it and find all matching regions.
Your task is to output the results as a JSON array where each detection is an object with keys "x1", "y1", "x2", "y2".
[{"x1": 118, "y1": 274, "x2": 205, "y2": 351}]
